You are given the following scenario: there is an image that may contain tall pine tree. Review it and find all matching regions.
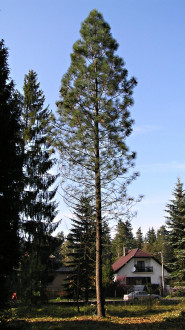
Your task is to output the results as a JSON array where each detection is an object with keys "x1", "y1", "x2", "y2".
[
  {"x1": 20, "y1": 70, "x2": 59, "y2": 303},
  {"x1": 53, "y1": 10, "x2": 138, "y2": 316},
  {"x1": 0, "y1": 40, "x2": 23, "y2": 307}
]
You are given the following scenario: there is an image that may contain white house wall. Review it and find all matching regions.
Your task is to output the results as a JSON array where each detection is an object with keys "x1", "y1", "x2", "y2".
[{"x1": 116, "y1": 258, "x2": 168, "y2": 285}]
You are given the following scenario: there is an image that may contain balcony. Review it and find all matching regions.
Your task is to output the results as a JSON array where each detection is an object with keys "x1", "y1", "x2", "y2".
[{"x1": 134, "y1": 265, "x2": 153, "y2": 272}]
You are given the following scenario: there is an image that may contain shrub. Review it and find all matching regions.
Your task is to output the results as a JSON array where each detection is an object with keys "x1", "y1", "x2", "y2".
[{"x1": 170, "y1": 286, "x2": 185, "y2": 297}]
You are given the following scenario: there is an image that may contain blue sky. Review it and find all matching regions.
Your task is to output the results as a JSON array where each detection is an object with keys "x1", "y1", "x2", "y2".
[{"x1": 1, "y1": 0, "x2": 185, "y2": 236}]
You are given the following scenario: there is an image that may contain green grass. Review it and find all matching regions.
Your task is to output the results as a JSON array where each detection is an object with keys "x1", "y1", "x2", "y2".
[{"x1": 1, "y1": 298, "x2": 185, "y2": 329}]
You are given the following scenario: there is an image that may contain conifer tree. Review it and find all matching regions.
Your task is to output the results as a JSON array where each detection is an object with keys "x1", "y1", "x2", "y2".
[
  {"x1": 53, "y1": 10, "x2": 138, "y2": 316},
  {"x1": 102, "y1": 221, "x2": 113, "y2": 286},
  {"x1": 143, "y1": 227, "x2": 157, "y2": 253},
  {"x1": 0, "y1": 40, "x2": 23, "y2": 307},
  {"x1": 155, "y1": 225, "x2": 170, "y2": 264},
  {"x1": 65, "y1": 196, "x2": 96, "y2": 306},
  {"x1": 165, "y1": 178, "x2": 185, "y2": 285},
  {"x1": 135, "y1": 227, "x2": 144, "y2": 249},
  {"x1": 112, "y1": 219, "x2": 135, "y2": 260},
  {"x1": 20, "y1": 70, "x2": 59, "y2": 303}
]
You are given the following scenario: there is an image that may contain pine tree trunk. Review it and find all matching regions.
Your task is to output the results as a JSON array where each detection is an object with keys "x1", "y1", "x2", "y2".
[
  {"x1": 95, "y1": 187, "x2": 105, "y2": 317},
  {"x1": 94, "y1": 74, "x2": 105, "y2": 317}
]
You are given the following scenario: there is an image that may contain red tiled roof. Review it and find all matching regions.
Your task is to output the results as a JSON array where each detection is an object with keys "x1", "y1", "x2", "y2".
[{"x1": 112, "y1": 249, "x2": 153, "y2": 272}]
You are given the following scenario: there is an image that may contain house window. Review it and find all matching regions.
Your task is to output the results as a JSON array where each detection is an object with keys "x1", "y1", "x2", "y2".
[
  {"x1": 136, "y1": 261, "x2": 145, "y2": 270},
  {"x1": 126, "y1": 277, "x2": 151, "y2": 285},
  {"x1": 134, "y1": 261, "x2": 153, "y2": 272}
]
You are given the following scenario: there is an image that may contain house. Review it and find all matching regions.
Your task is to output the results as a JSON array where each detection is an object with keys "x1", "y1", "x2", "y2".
[
  {"x1": 46, "y1": 265, "x2": 73, "y2": 299},
  {"x1": 112, "y1": 248, "x2": 169, "y2": 294}
]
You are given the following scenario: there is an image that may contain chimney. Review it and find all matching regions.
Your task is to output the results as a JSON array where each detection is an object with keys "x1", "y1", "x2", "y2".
[{"x1": 123, "y1": 247, "x2": 128, "y2": 256}]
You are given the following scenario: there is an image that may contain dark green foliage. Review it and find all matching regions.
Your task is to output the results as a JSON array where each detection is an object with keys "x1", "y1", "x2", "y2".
[
  {"x1": 135, "y1": 227, "x2": 144, "y2": 249},
  {"x1": 141, "y1": 226, "x2": 170, "y2": 266},
  {"x1": 102, "y1": 221, "x2": 113, "y2": 286},
  {"x1": 155, "y1": 225, "x2": 170, "y2": 264},
  {"x1": 64, "y1": 196, "x2": 96, "y2": 303},
  {"x1": 112, "y1": 220, "x2": 135, "y2": 260},
  {"x1": 0, "y1": 40, "x2": 23, "y2": 307},
  {"x1": 142, "y1": 227, "x2": 157, "y2": 253},
  {"x1": 165, "y1": 178, "x2": 185, "y2": 285},
  {"x1": 20, "y1": 70, "x2": 59, "y2": 303}
]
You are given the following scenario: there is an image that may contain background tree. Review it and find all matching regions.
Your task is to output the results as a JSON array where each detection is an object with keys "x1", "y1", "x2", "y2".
[
  {"x1": 102, "y1": 221, "x2": 113, "y2": 286},
  {"x1": 0, "y1": 40, "x2": 23, "y2": 307},
  {"x1": 112, "y1": 220, "x2": 135, "y2": 261},
  {"x1": 53, "y1": 10, "x2": 139, "y2": 316},
  {"x1": 165, "y1": 178, "x2": 185, "y2": 285},
  {"x1": 64, "y1": 196, "x2": 96, "y2": 307},
  {"x1": 135, "y1": 227, "x2": 144, "y2": 249},
  {"x1": 20, "y1": 70, "x2": 59, "y2": 303},
  {"x1": 142, "y1": 227, "x2": 156, "y2": 254},
  {"x1": 154, "y1": 225, "x2": 170, "y2": 264}
]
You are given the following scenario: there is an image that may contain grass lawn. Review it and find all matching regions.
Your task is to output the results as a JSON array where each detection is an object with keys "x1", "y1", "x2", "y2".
[{"x1": 1, "y1": 298, "x2": 185, "y2": 329}]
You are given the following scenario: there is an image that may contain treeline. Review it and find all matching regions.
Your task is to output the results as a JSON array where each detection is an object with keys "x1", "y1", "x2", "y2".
[{"x1": 0, "y1": 40, "x2": 61, "y2": 308}]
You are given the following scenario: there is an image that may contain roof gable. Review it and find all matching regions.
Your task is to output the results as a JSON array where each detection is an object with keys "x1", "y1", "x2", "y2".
[{"x1": 112, "y1": 248, "x2": 153, "y2": 272}]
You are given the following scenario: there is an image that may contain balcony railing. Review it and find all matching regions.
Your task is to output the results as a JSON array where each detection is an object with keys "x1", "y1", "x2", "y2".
[{"x1": 134, "y1": 265, "x2": 153, "y2": 272}]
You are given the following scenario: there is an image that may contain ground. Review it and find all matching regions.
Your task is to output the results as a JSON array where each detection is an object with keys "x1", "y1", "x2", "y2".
[{"x1": 1, "y1": 297, "x2": 184, "y2": 329}]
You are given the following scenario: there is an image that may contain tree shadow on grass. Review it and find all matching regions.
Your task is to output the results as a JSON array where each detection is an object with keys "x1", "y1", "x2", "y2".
[{"x1": 3, "y1": 315, "x2": 185, "y2": 330}]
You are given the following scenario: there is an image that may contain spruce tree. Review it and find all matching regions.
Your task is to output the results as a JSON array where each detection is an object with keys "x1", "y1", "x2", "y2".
[
  {"x1": 135, "y1": 227, "x2": 144, "y2": 249},
  {"x1": 155, "y1": 225, "x2": 170, "y2": 264},
  {"x1": 53, "y1": 10, "x2": 138, "y2": 316},
  {"x1": 20, "y1": 70, "x2": 59, "y2": 303},
  {"x1": 112, "y1": 219, "x2": 135, "y2": 260},
  {"x1": 65, "y1": 196, "x2": 96, "y2": 306},
  {"x1": 143, "y1": 227, "x2": 157, "y2": 253},
  {"x1": 0, "y1": 40, "x2": 23, "y2": 307},
  {"x1": 102, "y1": 221, "x2": 113, "y2": 286},
  {"x1": 165, "y1": 178, "x2": 185, "y2": 285}
]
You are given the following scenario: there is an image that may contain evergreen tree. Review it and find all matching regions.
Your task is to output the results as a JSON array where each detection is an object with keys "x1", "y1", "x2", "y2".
[
  {"x1": 143, "y1": 227, "x2": 156, "y2": 253},
  {"x1": 53, "y1": 10, "x2": 138, "y2": 316},
  {"x1": 0, "y1": 40, "x2": 23, "y2": 307},
  {"x1": 112, "y1": 219, "x2": 135, "y2": 260},
  {"x1": 20, "y1": 70, "x2": 59, "y2": 303},
  {"x1": 165, "y1": 178, "x2": 185, "y2": 285},
  {"x1": 135, "y1": 227, "x2": 143, "y2": 249},
  {"x1": 155, "y1": 225, "x2": 170, "y2": 264},
  {"x1": 65, "y1": 196, "x2": 96, "y2": 306},
  {"x1": 102, "y1": 221, "x2": 113, "y2": 286}
]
